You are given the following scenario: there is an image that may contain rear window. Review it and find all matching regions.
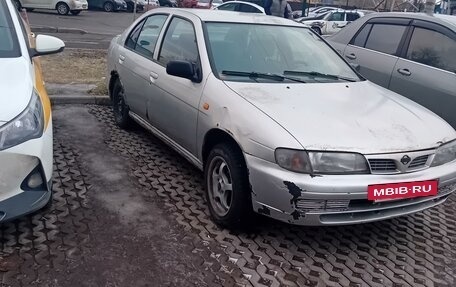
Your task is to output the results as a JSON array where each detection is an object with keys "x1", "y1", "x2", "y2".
[{"x1": 0, "y1": 0, "x2": 21, "y2": 58}]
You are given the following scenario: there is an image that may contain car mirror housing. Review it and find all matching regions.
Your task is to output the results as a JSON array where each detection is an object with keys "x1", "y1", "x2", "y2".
[
  {"x1": 166, "y1": 60, "x2": 200, "y2": 82},
  {"x1": 31, "y1": 35, "x2": 65, "y2": 58}
]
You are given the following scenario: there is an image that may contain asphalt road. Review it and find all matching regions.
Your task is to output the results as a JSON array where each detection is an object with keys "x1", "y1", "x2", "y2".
[{"x1": 27, "y1": 10, "x2": 140, "y2": 49}]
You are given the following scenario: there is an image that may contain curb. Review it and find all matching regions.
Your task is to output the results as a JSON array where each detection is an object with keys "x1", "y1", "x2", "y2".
[
  {"x1": 50, "y1": 95, "x2": 110, "y2": 105},
  {"x1": 31, "y1": 26, "x2": 87, "y2": 35}
]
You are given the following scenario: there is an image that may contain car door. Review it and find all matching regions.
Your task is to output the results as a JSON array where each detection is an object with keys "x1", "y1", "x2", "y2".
[
  {"x1": 343, "y1": 18, "x2": 410, "y2": 87},
  {"x1": 325, "y1": 12, "x2": 345, "y2": 34},
  {"x1": 148, "y1": 16, "x2": 204, "y2": 155},
  {"x1": 20, "y1": 0, "x2": 49, "y2": 9},
  {"x1": 389, "y1": 20, "x2": 456, "y2": 128},
  {"x1": 116, "y1": 14, "x2": 169, "y2": 118}
]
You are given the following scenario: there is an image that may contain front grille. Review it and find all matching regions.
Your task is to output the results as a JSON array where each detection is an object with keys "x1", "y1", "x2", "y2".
[
  {"x1": 296, "y1": 199, "x2": 350, "y2": 211},
  {"x1": 368, "y1": 159, "x2": 397, "y2": 172},
  {"x1": 409, "y1": 155, "x2": 430, "y2": 169}
]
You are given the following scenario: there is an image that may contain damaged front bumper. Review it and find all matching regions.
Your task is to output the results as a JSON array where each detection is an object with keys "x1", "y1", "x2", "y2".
[{"x1": 246, "y1": 154, "x2": 456, "y2": 226}]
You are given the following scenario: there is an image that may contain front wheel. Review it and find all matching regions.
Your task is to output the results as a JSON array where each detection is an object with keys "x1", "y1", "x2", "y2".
[
  {"x1": 204, "y1": 143, "x2": 252, "y2": 228},
  {"x1": 312, "y1": 27, "x2": 322, "y2": 35},
  {"x1": 70, "y1": 10, "x2": 81, "y2": 15},
  {"x1": 56, "y1": 2, "x2": 70, "y2": 15}
]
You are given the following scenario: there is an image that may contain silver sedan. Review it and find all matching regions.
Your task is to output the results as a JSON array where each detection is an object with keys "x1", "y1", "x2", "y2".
[{"x1": 107, "y1": 8, "x2": 456, "y2": 228}]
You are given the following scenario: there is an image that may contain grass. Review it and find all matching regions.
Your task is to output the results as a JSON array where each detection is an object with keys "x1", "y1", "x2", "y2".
[{"x1": 40, "y1": 49, "x2": 108, "y2": 95}]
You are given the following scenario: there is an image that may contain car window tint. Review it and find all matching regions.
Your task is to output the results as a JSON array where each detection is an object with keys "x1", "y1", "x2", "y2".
[
  {"x1": 125, "y1": 19, "x2": 144, "y2": 49},
  {"x1": 159, "y1": 17, "x2": 198, "y2": 66},
  {"x1": 328, "y1": 12, "x2": 344, "y2": 21},
  {"x1": 218, "y1": 3, "x2": 238, "y2": 11},
  {"x1": 406, "y1": 27, "x2": 456, "y2": 73},
  {"x1": 346, "y1": 13, "x2": 359, "y2": 21},
  {"x1": 239, "y1": 4, "x2": 261, "y2": 13},
  {"x1": 365, "y1": 24, "x2": 406, "y2": 55},
  {"x1": 134, "y1": 15, "x2": 168, "y2": 59},
  {"x1": 352, "y1": 23, "x2": 372, "y2": 47}
]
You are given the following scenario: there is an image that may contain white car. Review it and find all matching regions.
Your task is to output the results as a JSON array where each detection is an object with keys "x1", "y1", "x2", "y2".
[
  {"x1": 14, "y1": 0, "x2": 88, "y2": 15},
  {"x1": 215, "y1": 1, "x2": 265, "y2": 14},
  {"x1": 0, "y1": 0, "x2": 64, "y2": 221},
  {"x1": 302, "y1": 10, "x2": 364, "y2": 35},
  {"x1": 306, "y1": 6, "x2": 338, "y2": 17}
]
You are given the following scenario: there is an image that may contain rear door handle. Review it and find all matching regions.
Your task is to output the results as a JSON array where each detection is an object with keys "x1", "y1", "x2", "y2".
[
  {"x1": 149, "y1": 72, "x2": 158, "y2": 82},
  {"x1": 345, "y1": 53, "x2": 356, "y2": 60},
  {"x1": 119, "y1": 55, "x2": 125, "y2": 64},
  {"x1": 397, "y1": 68, "x2": 411, "y2": 76}
]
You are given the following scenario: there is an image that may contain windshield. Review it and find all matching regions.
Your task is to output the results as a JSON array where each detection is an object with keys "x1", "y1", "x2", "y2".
[
  {"x1": 204, "y1": 22, "x2": 360, "y2": 83},
  {"x1": 0, "y1": 0, "x2": 21, "y2": 58}
]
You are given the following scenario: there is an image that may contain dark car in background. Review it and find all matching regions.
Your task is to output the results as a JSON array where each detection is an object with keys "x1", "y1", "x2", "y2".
[
  {"x1": 160, "y1": 0, "x2": 177, "y2": 7},
  {"x1": 88, "y1": 0, "x2": 127, "y2": 12}
]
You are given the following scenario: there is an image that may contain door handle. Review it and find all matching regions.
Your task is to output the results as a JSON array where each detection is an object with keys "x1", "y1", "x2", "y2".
[
  {"x1": 149, "y1": 72, "x2": 158, "y2": 82},
  {"x1": 118, "y1": 55, "x2": 125, "y2": 64},
  {"x1": 397, "y1": 68, "x2": 411, "y2": 76},
  {"x1": 345, "y1": 53, "x2": 356, "y2": 60}
]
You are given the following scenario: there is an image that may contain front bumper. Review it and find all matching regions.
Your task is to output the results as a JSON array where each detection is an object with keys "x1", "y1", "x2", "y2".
[
  {"x1": 0, "y1": 120, "x2": 53, "y2": 222},
  {"x1": 70, "y1": 1, "x2": 89, "y2": 10},
  {"x1": 246, "y1": 154, "x2": 456, "y2": 226},
  {"x1": 115, "y1": 2, "x2": 128, "y2": 10}
]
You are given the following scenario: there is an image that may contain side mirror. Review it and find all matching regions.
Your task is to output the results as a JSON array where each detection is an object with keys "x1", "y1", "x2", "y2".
[
  {"x1": 31, "y1": 35, "x2": 65, "y2": 57},
  {"x1": 350, "y1": 63, "x2": 361, "y2": 72},
  {"x1": 166, "y1": 60, "x2": 200, "y2": 82}
]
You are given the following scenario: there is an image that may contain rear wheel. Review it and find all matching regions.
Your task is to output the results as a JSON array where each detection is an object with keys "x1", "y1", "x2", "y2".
[
  {"x1": 103, "y1": 1, "x2": 114, "y2": 12},
  {"x1": 56, "y1": 2, "x2": 70, "y2": 15},
  {"x1": 70, "y1": 10, "x2": 81, "y2": 15},
  {"x1": 112, "y1": 80, "x2": 132, "y2": 129},
  {"x1": 204, "y1": 143, "x2": 252, "y2": 228}
]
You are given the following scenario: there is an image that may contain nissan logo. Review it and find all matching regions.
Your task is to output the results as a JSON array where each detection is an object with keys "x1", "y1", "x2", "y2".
[{"x1": 401, "y1": 155, "x2": 411, "y2": 165}]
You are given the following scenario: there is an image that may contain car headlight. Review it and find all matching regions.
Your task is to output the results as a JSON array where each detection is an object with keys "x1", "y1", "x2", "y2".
[
  {"x1": 275, "y1": 148, "x2": 369, "y2": 174},
  {"x1": 0, "y1": 91, "x2": 44, "y2": 151},
  {"x1": 431, "y1": 140, "x2": 456, "y2": 167}
]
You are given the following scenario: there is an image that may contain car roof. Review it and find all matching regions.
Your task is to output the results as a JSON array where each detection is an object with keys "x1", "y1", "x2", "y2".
[
  {"x1": 363, "y1": 12, "x2": 456, "y2": 30},
  {"x1": 154, "y1": 8, "x2": 303, "y2": 26}
]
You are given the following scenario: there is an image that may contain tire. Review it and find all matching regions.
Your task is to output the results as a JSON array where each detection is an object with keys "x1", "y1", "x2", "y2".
[
  {"x1": 312, "y1": 27, "x2": 322, "y2": 35},
  {"x1": 103, "y1": 1, "x2": 114, "y2": 12},
  {"x1": 70, "y1": 10, "x2": 81, "y2": 15},
  {"x1": 56, "y1": 2, "x2": 70, "y2": 15},
  {"x1": 204, "y1": 143, "x2": 252, "y2": 228},
  {"x1": 111, "y1": 80, "x2": 132, "y2": 129}
]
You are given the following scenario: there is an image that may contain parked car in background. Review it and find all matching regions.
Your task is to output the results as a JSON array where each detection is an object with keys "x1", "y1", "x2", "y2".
[
  {"x1": 295, "y1": 10, "x2": 330, "y2": 22},
  {"x1": 306, "y1": 6, "x2": 338, "y2": 17},
  {"x1": 160, "y1": 0, "x2": 177, "y2": 7},
  {"x1": 88, "y1": 0, "x2": 127, "y2": 12},
  {"x1": 1, "y1": 0, "x2": 64, "y2": 221},
  {"x1": 13, "y1": 0, "x2": 88, "y2": 15},
  {"x1": 125, "y1": 0, "x2": 145, "y2": 11},
  {"x1": 107, "y1": 8, "x2": 456, "y2": 228},
  {"x1": 301, "y1": 10, "x2": 364, "y2": 35},
  {"x1": 327, "y1": 12, "x2": 456, "y2": 128},
  {"x1": 197, "y1": 0, "x2": 223, "y2": 8},
  {"x1": 215, "y1": 0, "x2": 265, "y2": 13}
]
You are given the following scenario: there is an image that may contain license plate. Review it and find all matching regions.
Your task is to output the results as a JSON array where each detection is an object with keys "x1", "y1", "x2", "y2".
[{"x1": 368, "y1": 180, "x2": 438, "y2": 201}]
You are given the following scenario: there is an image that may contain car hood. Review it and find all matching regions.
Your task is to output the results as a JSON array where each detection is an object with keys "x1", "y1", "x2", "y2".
[
  {"x1": 0, "y1": 58, "x2": 33, "y2": 124},
  {"x1": 224, "y1": 80, "x2": 456, "y2": 154}
]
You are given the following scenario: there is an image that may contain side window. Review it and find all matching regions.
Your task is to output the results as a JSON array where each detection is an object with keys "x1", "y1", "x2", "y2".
[
  {"x1": 406, "y1": 27, "x2": 456, "y2": 73},
  {"x1": 218, "y1": 3, "x2": 238, "y2": 11},
  {"x1": 364, "y1": 24, "x2": 406, "y2": 55},
  {"x1": 328, "y1": 12, "x2": 345, "y2": 21},
  {"x1": 125, "y1": 20, "x2": 145, "y2": 49},
  {"x1": 352, "y1": 23, "x2": 372, "y2": 47},
  {"x1": 239, "y1": 4, "x2": 261, "y2": 13},
  {"x1": 346, "y1": 13, "x2": 360, "y2": 22},
  {"x1": 134, "y1": 15, "x2": 168, "y2": 59},
  {"x1": 158, "y1": 17, "x2": 199, "y2": 66}
]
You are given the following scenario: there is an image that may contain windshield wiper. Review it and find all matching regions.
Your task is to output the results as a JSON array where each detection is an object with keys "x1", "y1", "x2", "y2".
[
  {"x1": 221, "y1": 70, "x2": 306, "y2": 83},
  {"x1": 283, "y1": 70, "x2": 358, "y2": 82}
]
